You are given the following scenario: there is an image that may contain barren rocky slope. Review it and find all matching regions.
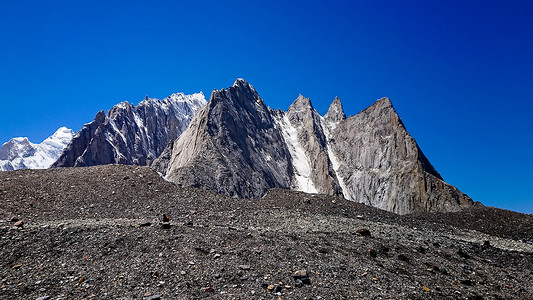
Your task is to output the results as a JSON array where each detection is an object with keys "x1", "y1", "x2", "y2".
[{"x1": 1, "y1": 165, "x2": 531, "y2": 299}]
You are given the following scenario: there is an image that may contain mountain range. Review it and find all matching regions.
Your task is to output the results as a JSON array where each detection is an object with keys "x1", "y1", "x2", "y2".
[
  {"x1": 155, "y1": 79, "x2": 473, "y2": 214},
  {"x1": 1, "y1": 79, "x2": 473, "y2": 214}
]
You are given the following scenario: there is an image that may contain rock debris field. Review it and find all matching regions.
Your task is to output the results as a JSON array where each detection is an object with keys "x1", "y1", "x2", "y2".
[{"x1": 0, "y1": 165, "x2": 532, "y2": 299}]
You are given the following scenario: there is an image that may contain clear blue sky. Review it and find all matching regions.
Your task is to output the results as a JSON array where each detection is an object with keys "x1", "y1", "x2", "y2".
[{"x1": 1, "y1": 1, "x2": 532, "y2": 213}]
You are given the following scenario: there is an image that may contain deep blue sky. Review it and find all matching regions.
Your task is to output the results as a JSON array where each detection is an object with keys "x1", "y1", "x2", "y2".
[{"x1": 1, "y1": 1, "x2": 532, "y2": 213}]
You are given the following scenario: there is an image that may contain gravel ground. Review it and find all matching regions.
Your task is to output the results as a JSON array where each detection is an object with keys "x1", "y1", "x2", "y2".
[{"x1": 0, "y1": 165, "x2": 532, "y2": 299}]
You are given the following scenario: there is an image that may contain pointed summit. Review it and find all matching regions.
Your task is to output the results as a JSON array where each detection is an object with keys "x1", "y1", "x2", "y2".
[
  {"x1": 287, "y1": 94, "x2": 314, "y2": 115},
  {"x1": 324, "y1": 97, "x2": 346, "y2": 123},
  {"x1": 160, "y1": 79, "x2": 293, "y2": 198},
  {"x1": 233, "y1": 78, "x2": 248, "y2": 87}
]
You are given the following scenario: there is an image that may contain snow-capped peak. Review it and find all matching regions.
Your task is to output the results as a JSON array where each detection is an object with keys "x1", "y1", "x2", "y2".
[
  {"x1": 43, "y1": 127, "x2": 75, "y2": 147},
  {"x1": 0, "y1": 127, "x2": 75, "y2": 171}
]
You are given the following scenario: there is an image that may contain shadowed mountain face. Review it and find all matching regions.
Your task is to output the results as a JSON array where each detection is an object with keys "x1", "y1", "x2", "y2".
[
  {"x1": 52, "y1": 92, "x2": 206, "y2": 168},
  {"x1": 155, "y1": 79, "x2": 473, "y2": 214}
]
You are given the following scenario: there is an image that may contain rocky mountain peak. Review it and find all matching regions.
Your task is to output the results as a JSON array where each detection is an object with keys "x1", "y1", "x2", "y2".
[
  {"x1": 0, "y1": 138, "x2": 32, "y2": 161},
  {"x1": 52, "y1": 91, "x2": 206, "y2": 168},
  {"x1": 156, "y1": 79, "x2": 472, "y2": 214},
  {"x1": 324, "y1": 96, "x2": 346, "y2": 123},
  {"x1": 94, "y1": 110, "x2": 106, "y2": 123},
  {"x1": 158, "y1": 79, "x2": 293, "y2": 198},
  {"x1": 288, "y1": 95, "x2": 314, "y2": 113},
  {"x1": 232, "y1": 78, "x2": 249, "y2": 87}
]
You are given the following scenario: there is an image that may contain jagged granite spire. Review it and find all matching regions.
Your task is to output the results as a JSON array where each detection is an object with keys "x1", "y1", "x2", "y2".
[
  {"x1": 276, "y1": 94, "x2": 341, "y2": 195},
  {"x1": 325, "y1": 97, "x2": 470, "y2": 214},
  {"x1": 324, "y1": 97, "x2": 346, "y2": 123}
]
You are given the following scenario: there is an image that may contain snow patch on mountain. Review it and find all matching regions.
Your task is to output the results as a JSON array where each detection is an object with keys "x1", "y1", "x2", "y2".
[
  {"x1": 274, "y1": 113, "x2": 317, "y2": 193},
  {"x1": 0, "y1": 127, "x2": 75, "y2": 171}
]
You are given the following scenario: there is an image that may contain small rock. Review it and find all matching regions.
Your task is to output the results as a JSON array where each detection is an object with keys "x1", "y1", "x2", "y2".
[
  {"x1": 292, "y1": 270, "x2": 311, "y2": 285},
  {"x1": 162, "y1": 214, "x2": 170, "y2": 222},
  {"x1": 144, "y1": 295, "x2": 161, "y2": 300},
  {"x1": 239, "y1": 265, "x2": 251, "y2": 270},
  {"x1": 214, "y1": 273, "x2": 221, "y2": 279},
  {"x1": 356, "y1": 215, "x2": 364, "y2": 220},
  {"x1": 274, "y1": 285, "x2": 283, "y2": 293},
  {"x1": 240, "y1": 275, "x2": 249, "y2": 281},
  {"x1": 398, "y1": 254, "x2": 410, "y2": 262},
  {"x1": 194, "y1": 247, "x2": 209, "y2": 254},
  {"x1": 213, "y1": 253, "x2": 221, "y2": 259},
  {"x1": 13, "y1": 220, "x2": 24, "y2": 228},
  {"x1": 460, "y1": 279, "x2": 473, "y2": 286},
  {"x1": 204, "y1": 286, "x2": 214, "y2": 292},
  {"x1": 36, "y1": 296, "x2": 52, "y2": 300},
  {"x1": 295, "y1": 279, "x2": 303, "y2": 288},
  {"x1": 457, "y1": 249, "x2": 471, "y2": 259},
  {"x1": 367, "y1": 248, "x2": 377, "y2": 258},
  {"x1": 355, "y1": 228, "x2": 371, "y2": 237},
  {"x1": 267, "y1": 284, "x2": 275, "y2": 291},
  {"x1": 180, "y1": 271, "x2": 187, "y2": 275}
]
